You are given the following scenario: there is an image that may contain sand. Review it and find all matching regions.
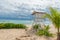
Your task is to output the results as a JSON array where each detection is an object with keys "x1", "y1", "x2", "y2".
[
  {"x1": 0, "y1": 24, "x2": 57, "y2": 40},
  {"x1": 0, "y1": 29, "x2": 26, "y2": 40}
]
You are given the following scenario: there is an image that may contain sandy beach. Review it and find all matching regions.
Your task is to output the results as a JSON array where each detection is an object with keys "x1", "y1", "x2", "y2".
[{"x1": 0, "y1": 24, "x2": 57, "y2": 40}]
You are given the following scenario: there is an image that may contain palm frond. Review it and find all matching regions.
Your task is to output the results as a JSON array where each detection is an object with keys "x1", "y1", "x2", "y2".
[{"x1": 44, "y1": 7, "x2": 60, "y2": 28}]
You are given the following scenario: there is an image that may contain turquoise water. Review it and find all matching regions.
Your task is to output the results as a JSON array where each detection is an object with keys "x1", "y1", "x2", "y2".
[
  {"x1": 0, "y1": 19, "x2": 50, "y2": 25},
  {"x1": 0, "y1": 19, "x2": 33, "y2": 24}
]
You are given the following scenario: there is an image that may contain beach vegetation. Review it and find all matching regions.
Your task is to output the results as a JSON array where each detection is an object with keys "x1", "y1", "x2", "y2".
[
  {"x1": 33, "y1": 24, "x2": 41, "y2": 32},
  {"x1": 33, "y1": 24, "x2": 40, "y2": 30},
  {"x1": 0, "y1": 23, "x2": 27, "y2": 29},
  {"x1": 36, "y1": 25, "x2": 53, "y2": 37}
]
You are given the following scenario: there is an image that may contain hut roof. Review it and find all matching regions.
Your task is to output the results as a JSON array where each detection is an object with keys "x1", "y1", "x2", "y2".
[{"x1": 32, "y1": 11, "x2": 46, "y2": 15}]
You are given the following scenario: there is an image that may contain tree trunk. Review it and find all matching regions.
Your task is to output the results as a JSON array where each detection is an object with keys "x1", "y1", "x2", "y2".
[
  {"x1": 57, "y1": 33, "x2": 60, "y2": 40},
  {"x1": 57, "y1": 27, "x2": 60, "y2": 40}
]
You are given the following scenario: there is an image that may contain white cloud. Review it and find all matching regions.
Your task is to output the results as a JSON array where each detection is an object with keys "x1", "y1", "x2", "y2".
[
  {"x1": 0, "y1": 0, "x2": 60, "y2": 19},
  {"x1": 0, "y1": 0, "x2": 60, "y2": 11}
]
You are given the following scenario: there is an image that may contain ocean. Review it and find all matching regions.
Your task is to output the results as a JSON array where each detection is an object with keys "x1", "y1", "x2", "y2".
[
  {"x1": 0, "y1": 19, "x2": 50, "y2": 25},
  {"x1": 0, "y1": 19, "x2": 33, "y2": 24}
]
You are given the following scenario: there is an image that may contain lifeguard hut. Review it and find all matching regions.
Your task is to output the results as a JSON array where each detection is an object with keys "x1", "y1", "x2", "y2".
[{"x1": 32, "y1": 11, "x2": 46, "y2": 28}]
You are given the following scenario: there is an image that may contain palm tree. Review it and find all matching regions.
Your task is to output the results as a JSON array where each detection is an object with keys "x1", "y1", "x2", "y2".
[{"x1": 44, "y1": 7, "x2": 60, "y2": 40}]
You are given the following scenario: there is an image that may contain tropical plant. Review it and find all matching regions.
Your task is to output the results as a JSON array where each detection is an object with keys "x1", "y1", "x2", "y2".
[
  {"x1": 33, "y1": 24, "x2": 40, "y2": 29},
  {"x1": 44, "y1": 25, "x2": 53, "y2": 37},
  {"x1": 33, "y1": 24, "x2": 41, "y2": 31},
  {"x1": 36, "y1": 25, "x2": 53, "y2": 37},
  {"x1": 44, "y1": 7, "x2": 60, "y2": 40}
]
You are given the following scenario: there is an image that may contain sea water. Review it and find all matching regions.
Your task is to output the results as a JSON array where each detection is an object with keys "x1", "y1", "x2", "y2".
[
  {"x1": 0, "y1": 19, "x2": 50, "y2": 25},
  {"x1": 0, "y1": 19, "x2": 33, "y2": 24}
]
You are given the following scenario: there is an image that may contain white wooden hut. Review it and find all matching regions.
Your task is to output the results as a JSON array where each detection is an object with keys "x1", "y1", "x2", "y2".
[{"x1": 32, "y1": 11, "x2": 46, "y2": 28}]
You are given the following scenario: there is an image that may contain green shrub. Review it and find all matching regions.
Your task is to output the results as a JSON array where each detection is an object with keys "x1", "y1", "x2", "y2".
[
  {"x1": 36, "y1": 25, "x2": 53, "y2": 37},
  {"x1": 44, "y1": 25, "x2": 53, "y2": 37},
  {"x1": 36, "y1": 29, "x2": 44, "y2": 36},
  {"x1": 15, "y1": 24, "x2": 27, "y2": 29},
  {"x1": 33, "y1": 24, "x2": 40, "y2": 30},
  {"x1": 44, "y1": 31, "x2": 53, "y2": 37},
  {"x1": 0, "y1": 23, "x2": 5, "y2": 28},
  {"x1": 0, "y1": 23, "x2": 27, "y2": 29},
  {"x1": 3, "y1": 23, "x2": 15, "y2": 28}
]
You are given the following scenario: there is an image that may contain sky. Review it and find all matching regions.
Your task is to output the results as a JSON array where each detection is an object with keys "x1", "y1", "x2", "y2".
[{"x1": 0, "y1": 0, "x2": 60, "y2": 20}]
